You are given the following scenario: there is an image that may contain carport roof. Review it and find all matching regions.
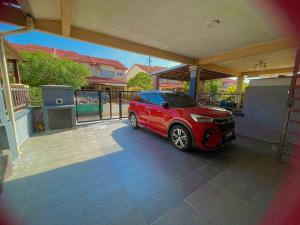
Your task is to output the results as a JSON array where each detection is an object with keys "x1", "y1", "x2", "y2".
[
  {"x1": 152, "y1": 65, "x2": 233, "y2": 81},
  {"x1": 0, "y1": 0, "x2": 298, "y2": 77}
]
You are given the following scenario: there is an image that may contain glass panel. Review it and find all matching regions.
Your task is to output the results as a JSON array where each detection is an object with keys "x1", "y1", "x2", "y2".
[
  {"x1": 111, "y1": 91, "x2": 120, "y2": 119},
  {"x1": 100, "y1": 70, "x2": 114, "y2": 78},
  {"x1": 150, "y1": 93, "x2": 165, "y2": 105},
  {"x1": 76, "y1": 90, "x2": 100, "y2": 122},
  {"x1": 121, "y1": 91, "x2": 136, "y2": 118},
  {"x1": 101, "y1": 91, "x2": 111, "y2": 119}
]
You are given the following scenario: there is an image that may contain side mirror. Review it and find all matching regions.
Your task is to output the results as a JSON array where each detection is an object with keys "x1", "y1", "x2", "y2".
[{"x1": 161, "y1": 102, "x2": 169, "y2": 108}]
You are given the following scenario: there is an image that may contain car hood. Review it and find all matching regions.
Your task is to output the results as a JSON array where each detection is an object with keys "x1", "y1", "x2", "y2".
[{"x1": 176, "y1": 106, "x2": 232, "y2": 118}]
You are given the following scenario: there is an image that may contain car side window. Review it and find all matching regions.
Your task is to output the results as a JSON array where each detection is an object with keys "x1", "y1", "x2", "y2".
[
  {"x1": 139, "y1": 93, "x2": 150, "y2": 104},
  {"x1": 150, "y1": 93, "x2": 165, "y2": 106}
]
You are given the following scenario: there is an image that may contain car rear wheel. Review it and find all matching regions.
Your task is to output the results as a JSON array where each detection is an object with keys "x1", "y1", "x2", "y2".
[
  {"x1": 129, "y1": 113, "x2": 139, "y2": 129},
  {"x1": 170, "y1": 125, "x2": 191, "y2": 152}
]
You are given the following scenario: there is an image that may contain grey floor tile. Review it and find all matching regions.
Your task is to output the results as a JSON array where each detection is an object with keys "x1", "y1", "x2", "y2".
[
  {"x1": 185, "y1": 181, "x2": 223, "y2": 211},
  {"x1": 151, "y1": 202, "x2": 198, "y2": 225},
  {"x1": 202, "y1": 191, "x2": 251, "y2": 225},
  {"x1": 3, "y1": 121, "x2": 286, "y2": 225}
]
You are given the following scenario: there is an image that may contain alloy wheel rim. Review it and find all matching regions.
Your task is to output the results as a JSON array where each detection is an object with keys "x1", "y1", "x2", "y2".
[
  {"x1": 172, "y1": 128, "x2": 187, "y2": 149},
  {"x1": 130, "y1": 114, "x2": 136, "y2": 127}
]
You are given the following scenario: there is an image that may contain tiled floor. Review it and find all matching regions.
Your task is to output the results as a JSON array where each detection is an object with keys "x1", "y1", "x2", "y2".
[{"x1": 2, "y1": 120, "x2": 286, "y2": 225}]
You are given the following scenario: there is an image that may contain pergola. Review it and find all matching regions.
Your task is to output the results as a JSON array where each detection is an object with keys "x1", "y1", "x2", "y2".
[
  {"x1": 151, "y1": 65, "x2": 233, "y2": 81},
  {"x1": 0, "y1": 0, "x2": 299, "y2": 158},
  {"x1": 4, "y1": 40, "x2": 22, "y2": 83}
]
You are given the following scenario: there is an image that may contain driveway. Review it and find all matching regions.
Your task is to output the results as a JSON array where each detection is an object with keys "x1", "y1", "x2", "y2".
[{"x1": 1, "y1": 120, "x2": 285, "y2": 225}]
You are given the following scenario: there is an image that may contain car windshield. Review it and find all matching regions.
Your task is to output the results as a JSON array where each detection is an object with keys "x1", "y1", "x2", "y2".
[{"x1": 164, "y1": 92, "x2": 198, "y2": 108}]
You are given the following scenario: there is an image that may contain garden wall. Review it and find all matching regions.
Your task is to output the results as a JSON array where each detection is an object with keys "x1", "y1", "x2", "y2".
[{"x1": 0, "y1": 108, "x2": 33, "y2": 150}]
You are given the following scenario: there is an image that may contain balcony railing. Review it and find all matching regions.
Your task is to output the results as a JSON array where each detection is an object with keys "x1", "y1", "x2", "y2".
[{"x1": 10, "y1": 84, "x2": 30, "y2": 111}]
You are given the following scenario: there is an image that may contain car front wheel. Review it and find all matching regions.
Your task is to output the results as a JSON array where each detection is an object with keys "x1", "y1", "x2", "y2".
[
  {"x1": 170, "y1": 125, "x2": 191, "y2": 152},
  {"x1": 129, "y1": 113, "x2": 139, "y2": 129}
]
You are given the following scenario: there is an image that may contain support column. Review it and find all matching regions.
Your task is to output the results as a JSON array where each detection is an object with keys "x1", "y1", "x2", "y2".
[
  {"x1": 189, "y1": 65, "x2": 198, "y2": 99},
  {"x1": 12, "y1": 59, "x2": 21, "y2": 83},
  {"x1": 236, "y1": 76, "x2": 244, "y2": 108},
  {"x1": 0, "y1": 36, "x2": 20, "y2": 158},
  {"x1": 153, "y1": 75, "x2": 160, "y2": 90},
  {"x1": 197, "y1": 78, "x2": 205, "y2": 102}
]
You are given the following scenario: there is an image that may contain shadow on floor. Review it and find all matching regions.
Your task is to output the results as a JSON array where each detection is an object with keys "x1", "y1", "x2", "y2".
[{"x1": 1, "y1": 121, "x2": 286, "y2": 225}]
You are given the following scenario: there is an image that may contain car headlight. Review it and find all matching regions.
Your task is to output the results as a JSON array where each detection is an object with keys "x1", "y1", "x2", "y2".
[{"x1": 190, "y1": 114, "x2": 214, "y2": 123}]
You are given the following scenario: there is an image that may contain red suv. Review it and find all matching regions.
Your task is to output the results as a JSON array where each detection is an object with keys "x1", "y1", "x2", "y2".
[{"x1": 128, "y1": 91, "x2": 235, "y2": 151}]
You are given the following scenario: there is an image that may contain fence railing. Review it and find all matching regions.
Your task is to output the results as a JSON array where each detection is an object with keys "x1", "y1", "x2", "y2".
[
  {"x1": 10, "y1": 84, "x2": 30, "y2": 111},
  {"x1": 198, "y1": 92, "x2": 244, "y2": 110}
]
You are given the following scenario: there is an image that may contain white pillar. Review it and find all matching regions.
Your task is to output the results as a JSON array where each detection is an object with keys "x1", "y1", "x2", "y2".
[
  {"x1": 0, "y1": 36, "x2": 20, "y2": 155},
  {"x1": 236, "y1": 76, "x2": 244, "y2": 109}
]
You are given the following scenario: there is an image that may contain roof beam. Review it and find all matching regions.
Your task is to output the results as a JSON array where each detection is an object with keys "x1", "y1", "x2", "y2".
[
  {"x1": 242, "y1": 67, "x2": 293, "y2": 76},
  {"x1": 4, "y1": 40, "x2": 23, "y2": 60},
  {"x1": 0, "y1": 2, "x2": 27, "y2": 26},
  {"x1": 198, "y1": 37, "x2": 298, "y2": 65},
  {"x1": 16, "y1": 0, "x2": 33, "y2": 17},
  {"x1": 60, "y1": 0, "x2": 72, "y2": 37},
  {"x1": 0, "y1": 5, "x2": 196, "y2": 65},
  {"x1": 199, "y1": 64, "x2": 241, "y2": 76}
]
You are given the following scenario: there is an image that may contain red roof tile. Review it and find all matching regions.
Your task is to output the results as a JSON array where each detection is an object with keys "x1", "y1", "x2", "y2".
[
  {"x1": 86, "y1": 76, "x2": 127, "y2": 85},
  {"x1": 222, "y1": 78, "x2": 237, "y2": 85},
  {"x1": 12, "y1": 43, "x2": 128, "y2": 70},
  {"x1": 159, "y1": 82, "x2": 185, "y2": 89},
  {"x1": 134, "y1": 64, "x2": 167, "y2": 73}
]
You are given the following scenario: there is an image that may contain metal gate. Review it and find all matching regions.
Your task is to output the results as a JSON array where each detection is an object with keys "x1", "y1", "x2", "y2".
[{"x1": 75, "y1": 90, "x2": 136, "y2": 123}]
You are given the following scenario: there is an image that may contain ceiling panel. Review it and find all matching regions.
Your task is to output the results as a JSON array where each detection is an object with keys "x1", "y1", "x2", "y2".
[
  {"x1": 68, "y1": 0, "x2": 288, "y2": 58},
  {"x1": 27, "y1": 0, "x2": 292, "y2": 63},
  {"x1": 217, "y1": 48, "x2": 296, "y2": 71},
  {"x1": 29, "y1": 0, "x2": 61, "y2": 20}
]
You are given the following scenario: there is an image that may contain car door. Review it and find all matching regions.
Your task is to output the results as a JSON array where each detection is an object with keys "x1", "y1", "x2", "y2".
[
  {"x1": 135, "y1": 93, "x2": 151, "y2": 127},
  {"x1": 148, "y1": 93, "x2": 170, "y2": 136}
]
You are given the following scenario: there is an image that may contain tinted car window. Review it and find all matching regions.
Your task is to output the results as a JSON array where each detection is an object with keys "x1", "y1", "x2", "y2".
[
  {"x1": 132, "y1": 93, "x2": 140, "y2": 101},
  {"x1": 139, "y1": 93, "x2": 150, "y2": 104},
  {"x1": 164, "y1": 92, "x2": 198, "y2": 108},
  {"x1": 150, "y1": 94, "x2": 165, "y2": 105}
]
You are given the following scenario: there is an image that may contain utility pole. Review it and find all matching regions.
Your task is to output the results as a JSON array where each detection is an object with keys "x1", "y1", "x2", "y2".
[{"x1": 148, "y1": 56, "x2": 151, "y2": 74}]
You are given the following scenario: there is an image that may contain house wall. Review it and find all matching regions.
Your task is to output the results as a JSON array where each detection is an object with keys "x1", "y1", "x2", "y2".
[
  {"x1": 91, "y1": 65, "x2": 98, "y2": 76},
  {"x1": 234, "y1": 77, "x2": 295, "y2": 143},
  {"x1": 126, "y1": 66, "x2": 144, "y2": 81},
  {"x1": 95, "y1": 65, "x2": 127, "y2": 81}
]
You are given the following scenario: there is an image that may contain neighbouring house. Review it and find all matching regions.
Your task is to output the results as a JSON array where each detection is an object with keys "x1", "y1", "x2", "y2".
[
  {"x1": 221, "y1": 78, "x2": 237, "y2": 91},
  {"x1": 126, "y1": 64, "x2": 185, "y2": 91},
  {"x1": 13, "y1": 43, "x2": 128, "y2": 91}
]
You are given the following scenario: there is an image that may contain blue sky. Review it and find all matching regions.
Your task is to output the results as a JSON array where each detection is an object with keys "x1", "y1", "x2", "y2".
[{"x1": 0, "y1": 23, "x2": 180, "y2": 69}]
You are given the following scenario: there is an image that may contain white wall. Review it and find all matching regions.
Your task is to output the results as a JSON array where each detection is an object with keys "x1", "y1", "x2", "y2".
[
  {"x1": 235, "y1": 77, "x2": 294, "y2": 143},
  {"x1": 126, "y1": 66, "x2": 144, "y2": 81},
  {"x1": 250, "y1": 77, "x2": 291, "y2": 87}
]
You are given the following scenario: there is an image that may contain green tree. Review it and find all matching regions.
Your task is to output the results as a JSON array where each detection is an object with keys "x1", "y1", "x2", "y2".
[
  {"x1": 128, "y1": 72, "x2": 153, "y2": 90},
  {"x1": 19, "y1": 51, "x2": 90, "y2": 89},
  {"x1": 205, "y1": 79, "x2": 222, "y2": 95},
  {"x1": 184, "y1": 81, "x2": 189, "y2": 92},
  {"x1": 225, "y1": 82, "x2": 249, "y2": 95}
]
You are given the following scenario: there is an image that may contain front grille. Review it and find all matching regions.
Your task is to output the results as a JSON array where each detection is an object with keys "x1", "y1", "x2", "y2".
[
  {"x1": 216, "y1": 120, "x2": 235, "y2": 132},
  {"x1": 213, "y1": 117, "x2": 232, "y2": 124}
]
